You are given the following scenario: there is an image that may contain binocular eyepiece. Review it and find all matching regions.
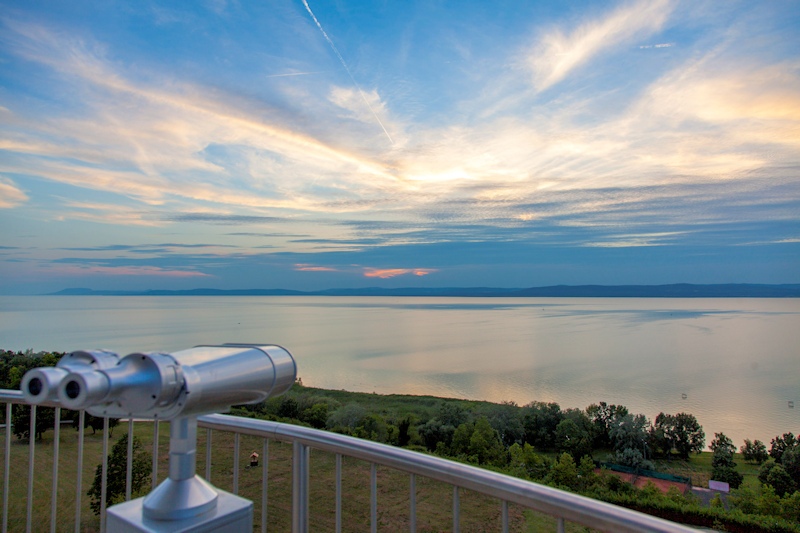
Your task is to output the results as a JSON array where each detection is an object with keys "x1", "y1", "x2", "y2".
[{"x1": 21, "y1": 344, "x2": 296, "y2": 419}]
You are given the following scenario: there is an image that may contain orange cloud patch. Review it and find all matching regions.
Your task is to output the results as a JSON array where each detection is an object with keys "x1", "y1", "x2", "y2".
[
  {"x1": 363, "y1": 268, "x2": 436, "y2": 279},
  {"x1": 294, "y1": 263, "x2": 339, "y2": 272}
]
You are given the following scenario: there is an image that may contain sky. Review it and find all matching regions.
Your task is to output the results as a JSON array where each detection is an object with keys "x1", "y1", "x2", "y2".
[{"x1": 0, "y1": 0, "x2": 798, "y2": 294}]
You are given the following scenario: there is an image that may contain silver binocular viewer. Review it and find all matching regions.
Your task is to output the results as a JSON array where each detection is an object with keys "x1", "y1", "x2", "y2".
[
  {"x1": 21, "y1": 343, "x2": 296, "y2": 419},
  {"x1": 21, "y1": 344, "x2": 297, "y2": 529}
]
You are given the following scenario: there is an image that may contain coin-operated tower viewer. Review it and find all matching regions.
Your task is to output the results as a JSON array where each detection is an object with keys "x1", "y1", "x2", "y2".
[{"x1": 22, "y1": 343, "x2": 297, "y2": 532}]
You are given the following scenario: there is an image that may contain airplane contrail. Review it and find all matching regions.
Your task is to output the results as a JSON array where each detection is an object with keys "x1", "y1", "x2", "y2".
[{"x1": 301, "y1": 0, "x2": 395, "y2": 145}]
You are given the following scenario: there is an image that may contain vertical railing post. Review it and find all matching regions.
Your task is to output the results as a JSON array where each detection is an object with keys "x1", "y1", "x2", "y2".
[
  {"x1": 501, "y1": 500, "x2": 509, "y2": 533},
  {"x1": 261, "y1": 439, "x2": 269, "y2": 533},
  {"x1": 205, "y1": 428, "x2": 212, "y2": 481},
  {"x1": 151, "y1": 420, "x2": 160, "y2": 489},
  {"x1": 291, "y1": 441, "x2": 309, "y2": 533},
  {"x1": 335, "y1": 454, "x2": 342, "y2": 533},
  {"x1": 100, "y1": 417, "x2": 110, "y2": 533},
  {"x1": 452, "y1": 486, "x2": 460, "y2": 533},
  {"x1": 126, "y1": 419, "x2": 134, "y2": 501},
  {"x1": 557, "y1": 517, "x2": 565, "y2": 533},
  {"x1": 3, "y1": 402, "x2": 11, "y2": 533},
  {"x1": 370, "y1": 463, "x2": 377, "y2": 533},
  {"x1": 409, "y1": 473, "x2": 416, "y2": 533},
  {"x1": 74, "y1": 410, "x2": 85, "y2": 533},
  {"x1": 26, "y1": 405, "x2": 36, "y2": 533},
  {"x1": 233, "y1": 433, "x2": 240, "y2": 495},
  {"x1": 50, "y1": 407, "x2": 61, "y2": 533}
]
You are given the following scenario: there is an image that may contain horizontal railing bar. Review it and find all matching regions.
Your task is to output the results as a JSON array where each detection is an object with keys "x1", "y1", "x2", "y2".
[
  {"x1": 198, "y1": 414, "x2": 694, "y2": 533},
  {"x1": 0, "y1": 391, "x2": 24, "y2": 403}
]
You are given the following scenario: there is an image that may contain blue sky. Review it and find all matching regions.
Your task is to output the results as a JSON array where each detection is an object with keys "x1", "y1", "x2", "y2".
[{"x1": 0, "y1": 0, "x2": 798, "y2": 294}]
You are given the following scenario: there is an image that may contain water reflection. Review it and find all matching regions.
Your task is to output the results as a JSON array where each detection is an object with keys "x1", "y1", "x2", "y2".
[{"x1": 1, "y1": 296, "x2": 798, "y2": 447}]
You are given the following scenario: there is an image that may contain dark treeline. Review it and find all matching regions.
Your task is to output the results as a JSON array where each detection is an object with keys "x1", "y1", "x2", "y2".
[{"x1": 2, "y1": 349, "x2": 799, "y2": 531}]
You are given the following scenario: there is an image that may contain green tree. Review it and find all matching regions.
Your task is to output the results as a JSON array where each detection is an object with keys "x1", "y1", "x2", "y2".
[
  {"x1": 555, "y1": 417, "x2": 592, "y2": 461},
  {"x1": 276, "y1": 397, "x2": 299, "y2": 419},
  {"x1": 609, "y1": 413, "x2": 649, "y2": 459},
  {"x1": 780, "y1": 447, "x2": 800, "y2": 488},
  {"x1": 437, "y1": 402, "x2": 469, "y2": 428},
  {"x1": 611, "y1": 447, "x2": 653, "y2": 470},
  {"x1": 741, "y1": 439, "x2": 769, "y2": 464},
  {"x1": 759, "y1": 460, "x2": 796, "y2": 497},
  {"x1": 508, "y1": 442, "x2": 549, "y2": 480},
  {"x1": 87, "y1": 433, "x2": 150, "y2": 515},
  {"x1": 549, "y1": 453, "x2": 579, "y2": 490},
  {"x1": 468, "y1": 416, "x2": 505, "y2": 465},
  {"x1": 711, "y1": 433, "x2": 735, "y2": 463},
  {"x1": 326, "y1": 404, "x2": 366, "y2": 432},
  {"x1": 650, "y1": 412, "x2": 704, "y2": 459},
  {"x1": 396, "y1": 415, "x2": 414, "y2": 447},
  {"x1": 418, "y1": 419, "x2": 455, "y2": 452},
  {"x1": 481, "y1": 401, "x2": 524, "y2": 447},
  {"x1": 72, "y1": 413, "x2": 120, "y2": 436},
  {"x1": 300, "y1": 403, "x2": 329, "y2": 429},
  {"x1": 12, "y1": 404, "x2": 57, "y2": 441},
  {"x1": 709, "y1": 493, "x2": 724, "y2": 510},
  {"x1": 355, "y1": 414, "x2": 389, "y2": 443},
  {"x1": 450, "y1": 421, "x2": 475, "y2": 457},
  {"x1": 782, "y1": 490, "x2": 800, "y2": 522},
  {"x1": 757, "y1": 484, "x2": 783, "y2": 516},
  {"x1": 586, "y1": 401, "x2": 628, "y2": 448},
  {"x1": 769, "y1": 432, "x2": 799, "y2": 462},
  {"x1": 712, "y1": 466, "x2": 743, "y2": 489},
  {"x1": 577, "y1": 455, "x2": 599, "y2": 491},
  {"x1": 522, "y1": 401, "x2": 563, "y2": 450},
  {"x1": 729, "y1": 485, "x2": 759, "y2": 514}
]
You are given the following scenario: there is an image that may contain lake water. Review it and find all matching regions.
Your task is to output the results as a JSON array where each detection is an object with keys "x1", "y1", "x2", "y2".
[{"x1": 1, "y1": 296, "x2": 798, "y2": 448}]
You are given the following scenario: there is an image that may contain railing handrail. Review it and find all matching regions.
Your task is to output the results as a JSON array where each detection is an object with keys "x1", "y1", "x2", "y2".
[
  {"x1": 1, "y1": 389, "x2": 695, "y2": 532},
  {"x1": 198, "y1": 413, "x2": 693, "y2": 532}
]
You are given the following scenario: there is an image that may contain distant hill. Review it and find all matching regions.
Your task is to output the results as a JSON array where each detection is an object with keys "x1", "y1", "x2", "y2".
[{"x1": 50, "y1": 284, "x2": 800, "y2": 297}]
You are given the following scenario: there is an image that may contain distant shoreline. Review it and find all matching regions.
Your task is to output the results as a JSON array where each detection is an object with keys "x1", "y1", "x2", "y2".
[{"x1": 48, "y1": 283, "x2": 800, "y2": 298}]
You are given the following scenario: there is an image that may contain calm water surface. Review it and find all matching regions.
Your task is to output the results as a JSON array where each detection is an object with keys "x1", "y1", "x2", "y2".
[{"x1": 1, "y1": 296, "x2": 798, "y2": 448}]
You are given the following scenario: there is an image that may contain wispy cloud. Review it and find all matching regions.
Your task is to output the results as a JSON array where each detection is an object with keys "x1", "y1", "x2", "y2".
[
  {"x1": 43, "y1": 265, "x2": 212, "y2": 278},
  {"x1": 301, "y1": 0, "x2": 394, "y2": 145},
  {"x1": 294, "y1": 263, "x2": 339, "y2": 272},
  {"x1": 0, "y1": 177, "x2": 28, "y2": 208},
  {"x1": 527, "y1": 0, "x2": 674, "y2": 91}
]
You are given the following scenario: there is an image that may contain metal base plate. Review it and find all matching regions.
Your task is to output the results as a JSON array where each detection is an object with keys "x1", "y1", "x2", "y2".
[{"x1": 106, "y1": 489, "x2": 253, "y2": 533}]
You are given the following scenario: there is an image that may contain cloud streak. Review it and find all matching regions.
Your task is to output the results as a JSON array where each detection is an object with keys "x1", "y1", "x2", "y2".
[
  {"x1": 528, "y1": 0, "x2": 674, "y2": 91},
  {"x1": 44, "y1": 265, "x2": 212, "y2": 278},
  {"x1": 301, "y1": 0, "x2": 394, "y2": 145},
  {"x1": 363, "y1": 268, "x2": 436, "y2": 279},
  {"x1": 0, "y1": 177, "x2": 28, "y2": 208}
]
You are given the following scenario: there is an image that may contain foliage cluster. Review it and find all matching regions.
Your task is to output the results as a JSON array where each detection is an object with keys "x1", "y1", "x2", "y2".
[{"x1": 87, "y1": 433, "x2": 150, "y2": 515}]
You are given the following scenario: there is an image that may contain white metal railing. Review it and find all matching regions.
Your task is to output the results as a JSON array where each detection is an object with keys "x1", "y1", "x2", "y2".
[{"x1": 1, "y1": 389, "x2": 695, "y2": 532}]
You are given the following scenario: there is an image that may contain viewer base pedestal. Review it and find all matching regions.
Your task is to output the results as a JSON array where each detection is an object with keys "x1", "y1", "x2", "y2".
[{"x1": 106, "y1": 489, "x2": 252, "y2": 532}]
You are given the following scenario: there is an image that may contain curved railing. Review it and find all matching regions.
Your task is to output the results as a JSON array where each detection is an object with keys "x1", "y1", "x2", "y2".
[{"x1": 1, "y1": 390, "x2": 695, "y2": 532}]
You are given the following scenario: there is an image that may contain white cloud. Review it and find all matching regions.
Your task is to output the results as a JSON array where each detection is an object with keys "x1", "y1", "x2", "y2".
[
  {"x1": 527, "y1": 0, "x2": 674, "y2": 91},
  {"x1": 0, "y1": 177, "x2": 28, "y2": 208}
]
